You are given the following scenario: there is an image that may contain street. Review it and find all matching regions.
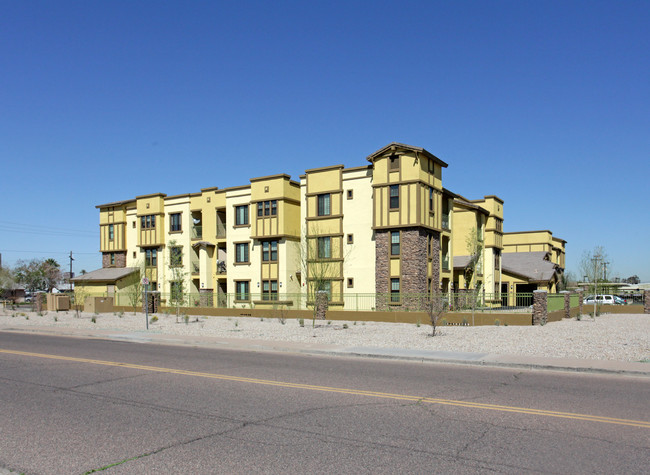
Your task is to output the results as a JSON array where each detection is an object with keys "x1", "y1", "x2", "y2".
[{"x1": 0, "y1": 332, "x2": 648, "y2": 474}]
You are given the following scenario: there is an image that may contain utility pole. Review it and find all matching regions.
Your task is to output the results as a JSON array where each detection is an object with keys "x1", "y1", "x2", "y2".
[{"x1": 69, "y1": 251, "x2": 74, "y2": 291}]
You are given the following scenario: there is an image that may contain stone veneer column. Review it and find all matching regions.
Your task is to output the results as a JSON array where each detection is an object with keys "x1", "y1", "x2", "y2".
[
  {"x1": 142, "y1": 291, "x2": 160, "y2": 314},
  {"x1": 577, "y1": 288, "x2": 584, "y2": 317},
  {"x1": 561, "y1": 290, "x2": 571, "y2": 319},
  {"x1": 644, "y1": 290, "x2": 650, "y2": 314},
  {"x1": 375, "y1": 231, "x2": 389, "y2": 310},
  {"x1": 315, "y1": 291, "x2": 329, "y2": 320},
  {"x1": 199, "y1": 289, "x2": 213, "y2": 308},
  {"x1": 532, "y1": 290, "x2": 548, "y2": 325}
]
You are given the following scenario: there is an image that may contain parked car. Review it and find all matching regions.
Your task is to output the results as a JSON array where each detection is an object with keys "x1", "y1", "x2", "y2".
[{"x1": 583, "y1": 294, "x2": 625, "y2": 305}]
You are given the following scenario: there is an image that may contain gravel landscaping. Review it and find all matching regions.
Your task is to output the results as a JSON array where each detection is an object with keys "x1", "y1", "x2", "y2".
[{"x1": 1, "y1": 307, "x2": 648, "y2": 362}]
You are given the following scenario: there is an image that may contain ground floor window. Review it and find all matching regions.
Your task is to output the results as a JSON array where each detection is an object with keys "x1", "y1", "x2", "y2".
[
  {"x1": 262, "y1": 280, "x2": 278, "y2": 301},
  {"x1": 390, "y1": 278, "x2": 400, "y2": 302},
  {"x1": 235, "y1": 281, "x2": 250, "y2": 301}
]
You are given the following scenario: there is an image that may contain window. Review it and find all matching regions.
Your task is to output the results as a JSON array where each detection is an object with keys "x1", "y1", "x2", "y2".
[
  {"x1": 390, "y1": 231, "x2": 400, "y2": 256},
  {"x1": 429, "y1": 187, "x2": 434, "y2": 214},
  {"x1": 235, "y1": 281, "x2": 250, "y2": 301},
  {"x1": 145, "y1": 248, "x2": 157, "y2": 267},
  {"x1": 109, "y1": 253, "x2": 115, "y2": 266},
  {"x1": 108, "y1": 224, "x2": 114, "y2": 241},
  {"x1": 389, "y1": 154, "x2": 399, "y2": 170},
  {"x1": 257, "y1": 200, "x2": 278, "y2": 217},
  {"x1": 235, "y1": 243, "x2": 249, "y2": 263},
  {"x1": 262, "y1": 240, "x2": 278, "y2": 262},
  {"x1": 133, "y1": 251, "x2": 136, "y2": 259},
  {"x1": 347, "y1": 234, "x2": 354, "y2": 244},
  {"x1": 318, "y1": 236, "x2": 331, "y2": 259},
  {"x1": 170, "y1": 246, "x2": 183, "y2": 266},
  {"x1": 391, "y1": 278, "x2": 400, "y2": 302},
  {"x1": 321, "y1": 281, "x2": 332, "y2": 300},
  {"x1": 347, "y1": 278, "x2": 354, "y2": 288},
  {"x1": 389, "y1": 185, "x2": 399, "y2": 209},
  {"x1": 428, "y1": 158, "x2": 434, "y2": 174},
  {"x1": 235, "y1": 205, "x2": 249, "y2": 226},
  {"x1": 317, "y1": 194, "x2": 330, "y2": 216},
  {"x1": 132, "y1": 221, "x2": 136, "y2": 228},
  {"x1": 262, "y1": 280, "x2": 278, "y2": 300},
  {"x1": 141, "y1": 215, "x2": 156, "y2": 229},
  {"x1": 347, "y1": 189, "x2": 353, "y2": 200},
  {"x1": 170, "y1": 213, "x2": 181, "y2": 232}
]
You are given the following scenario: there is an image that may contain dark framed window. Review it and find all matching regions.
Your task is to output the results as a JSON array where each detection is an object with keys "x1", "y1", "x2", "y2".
[
  {"x1": 170, "y1": 213, "x2": 182, "y2": 232},
  {"x1": 389, "y1": 185, "x2": 399, "y2": 209},
  {"x1": 317, "y1": 194, "x2": 331, "y2": 216},
  {"x1": 347, "y1": 278, "x2": 354, "y2": 288},
  {"x1": 145, "y1": 248, "x2": 157, "y2": 267},
  {"x1": 389, "y1": 154, "x2": 399, "y2": 170},
  {"x1": 109, "y1": 253, "x2": 115, "y2": 266},
  {"x1": 141, "y1": 215, "x2": 156, "y2": 229},
  {"x1": 318, "y1": 236, "x2": 331, "y2": 259},
  {"x1": 235, "y1": 243, "x2": 249, "y2": 263},
  {"x1": 108, "y1": 224, "x2": 114, "y2": 240},
  {"x1": 347, "y1": 189, "x2": 353, "y2": 200},
  {"x1": 257, "y1": 200, "x2": 278, "y2": 217},
  {"x1": 235, "y1": 205, "x2": 249, "y2": 226},
  {"x1": 262, "y1": 280, "x2": 278, "y2": 300},
  {"x1": 429, "y1": 187, "x2": 434, "y2": 214},
  {"x1": 390, "y1": 231, "x2": 400, "y2": 256},
  {"x1": 347, "y1": 234, "x2": 353, "y2": 244},
  {"x1": 391, "y1": 278, "x2": 400, "y2": 302},
  {"x1": 262, "y1": 240, "x2": 278, "y2": 262},
  {"x1": 235, "y1": 281, "x2": 250, "y2": 301},
  {"x1": 170, "y1": 246, "x2": 183, "y2": 266}
]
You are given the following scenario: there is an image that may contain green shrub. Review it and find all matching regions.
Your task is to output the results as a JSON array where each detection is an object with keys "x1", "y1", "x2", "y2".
[
  {"x1": 298, "y1": 318, "x2": 305, "y2": 327},
  {"x1": 342, "y1": 323, "x2": 348, "y2": 329}
]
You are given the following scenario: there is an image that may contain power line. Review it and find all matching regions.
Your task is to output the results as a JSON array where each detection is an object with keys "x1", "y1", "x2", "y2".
[
  {"x1": 0, "y1": 249, "x2": 98, "y2": 255},
  {"x1": 0, "y1": 220, "x2": 97, "y2": 235}
]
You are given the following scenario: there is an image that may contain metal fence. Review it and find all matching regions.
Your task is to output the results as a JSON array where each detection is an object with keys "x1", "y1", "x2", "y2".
[{"x1": 88, "y1": 291, "x2": 543, "y2": 314}]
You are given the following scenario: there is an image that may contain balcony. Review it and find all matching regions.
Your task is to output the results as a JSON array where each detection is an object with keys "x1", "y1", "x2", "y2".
[{"x1": 191, "y1": 225, "x2": 202, "y2": 240}]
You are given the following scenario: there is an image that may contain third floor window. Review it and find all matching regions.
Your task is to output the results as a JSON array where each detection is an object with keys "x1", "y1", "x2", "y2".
[
  {"x1": 389, "y1": 185, "x2": 399, "y2": 209},
  {"x1": 235, "y1": 205, "x2": 249, "y2": 226},
  {"x1": 170, "y1": 213, "x2": 181, "y2": 232},
  {"x1": 317, "y1": 194, "x2": 330, "y2": 216},
  {"x1": 141, "y1": 215, "x2": 156, "y2": 229}
]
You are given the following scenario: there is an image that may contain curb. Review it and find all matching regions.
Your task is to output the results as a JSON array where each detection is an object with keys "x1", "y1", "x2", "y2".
[{"x1": 2, "y1": 327, "x2": 649, "y2": 378}]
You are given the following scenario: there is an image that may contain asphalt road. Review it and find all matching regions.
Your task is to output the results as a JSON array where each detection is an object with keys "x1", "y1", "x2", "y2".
[{"x1": 0, "y1": 332, "x2": 648, "y2": 474}]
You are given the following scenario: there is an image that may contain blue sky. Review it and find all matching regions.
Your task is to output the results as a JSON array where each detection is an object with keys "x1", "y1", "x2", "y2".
[{"x1": 1, "y1": 0, "x2": 648, "y2": 281}]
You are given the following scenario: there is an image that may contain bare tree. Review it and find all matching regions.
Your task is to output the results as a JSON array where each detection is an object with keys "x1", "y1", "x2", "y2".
[
  {"x1": 427, "y1": 292, "x2": 448, "y2": 337},
  {"x1": 299, "y1": 225, "x2": 348, "y2": 327},
  {"x1": 126, "y1": 261, "x2": 145, "y2": 315},
  {"x1": 579, "y1": 246, "x2": 609, "y2": 290},
  {"x1": 168, "y1": 240, "x2": 187, "y2": 322},
  {"x1": 464, "y1": 226, "x2": 483, "y2": 289}
]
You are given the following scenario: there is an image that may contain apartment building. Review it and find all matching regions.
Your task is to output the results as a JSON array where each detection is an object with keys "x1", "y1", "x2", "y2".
[{"x1": 83, "y1": 142, "x2": 565, "y2": 309}]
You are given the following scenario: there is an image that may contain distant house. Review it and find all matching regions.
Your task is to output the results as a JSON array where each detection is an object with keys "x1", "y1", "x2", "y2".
[
  {"x1": 501, "y1": 251, "x2": 563, "y2": 294},
  {"x1": 70, "y1": 267, "x2": 140, "y2": 300}
]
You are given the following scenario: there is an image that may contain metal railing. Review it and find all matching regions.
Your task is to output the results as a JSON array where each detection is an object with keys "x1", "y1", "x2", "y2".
[{"x1": 99, "y1": 291, "x2": 539, "y2": 313}]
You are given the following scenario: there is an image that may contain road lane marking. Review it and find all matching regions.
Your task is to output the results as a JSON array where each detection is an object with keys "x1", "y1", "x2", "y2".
[{"x1": 2, "y1": 348, "x2": 648, "y2": 429}]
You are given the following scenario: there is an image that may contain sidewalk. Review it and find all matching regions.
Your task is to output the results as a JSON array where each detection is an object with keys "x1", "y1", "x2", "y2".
[{"x1": 3, "y1": 325, "x2": 649, "y2": 377}]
